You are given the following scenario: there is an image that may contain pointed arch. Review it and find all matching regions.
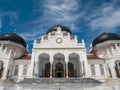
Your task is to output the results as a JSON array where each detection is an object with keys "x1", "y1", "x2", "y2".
[
  {"x1": 53, "y1": 53, "x2": 65, "y2": 77},
  {"x1": 68, "y1": 53, "x2": 81, "y2": 77},
  {"x1": 38, "y1": 53, "x2": 50, "y2": 77}
]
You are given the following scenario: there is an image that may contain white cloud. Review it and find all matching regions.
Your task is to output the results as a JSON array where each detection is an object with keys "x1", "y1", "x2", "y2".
[
  {"x1": 42, "y1": 0, "x2": 80, "y2": 32},
  {"x1": 20, "y1": 0, "x2": 82, "y2": 42},
  {"x1": 20, "y1": 31, "x2": 42, "y2": 41},
  {"x1": 88, "y1": 2, "x2": 120, "y2": 30},
  {"x1": 0, "y1": 11, "x2": 18, "y2": 28}
]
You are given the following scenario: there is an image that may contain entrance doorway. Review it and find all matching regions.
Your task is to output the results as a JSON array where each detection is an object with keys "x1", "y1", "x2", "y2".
[
  {"x1": 68, "y1": 62, "x2": 74, "y2": 77},
  {"x1": 57, "y1": 71, "x2": 62, "y2": 77},
  {"x1": 115, "y1": 61, "x2": 120, "y2": 78},
  {"x1": 55, "y1": 62, "x2": 64, "y2": 77},
  {"x1": 44, "y1": 62, "x2": 50, "y2": 77}
]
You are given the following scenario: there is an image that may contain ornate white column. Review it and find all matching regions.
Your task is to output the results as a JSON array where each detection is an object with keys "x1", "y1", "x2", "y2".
[
  {"x1": 50, "y1": 53, "x2": 53, "y2": 78},
  {"x1": 50, "y1": 61, "x2": 53, "y2": 78},
  {"x1": 109, "y1": 60, "x2": 117, "y2": 78},
  {"x1": 65, "y1": 52, "x2": 69, "y2": 78},
  {"x1": 1, "y1": 60, "x2": 9, "y2": 80},
  {"x1": 81, "y1": 51, "x2": 90, "y2": 78},
  {"x1": 34, "y1": 61, "x2": 39, "y2": 78},
  {"x1": 30, "y1": 50, "x2": 36, "y2": 78},
  {"x1": 66, "y1": 61, "x2": 68, "y2": 78},
  {"x1": 18, "y1": 65, "x2": 23, "y2": 80}
]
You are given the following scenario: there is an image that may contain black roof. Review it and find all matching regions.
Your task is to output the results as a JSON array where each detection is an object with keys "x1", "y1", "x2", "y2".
[
  {"x1": 92, "y1": 32, "x2": 120, "y2": 47},
  {"x1": 46, "y1": 25, "x2": 72, "y2": 34},
  {"x1": 0, "y1": 33, "x2": 26, "y2": 47}
]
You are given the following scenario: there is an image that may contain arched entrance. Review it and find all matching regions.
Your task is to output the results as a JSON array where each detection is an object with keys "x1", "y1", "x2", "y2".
[
  {"x1": 69, "y1": 53, "x2": 81, "y2": 77},
  {"x1": 38, "y1": 53, "x2": 50, "y2": 77},
  {"x1": 53, "y1": 53, "x2": 65, "y2": 77},
  {"x1": 55, "y1": 62, "x2": 64, "y2": 77},
  {"x1": 115, "y1": 60, "x2": 120, "y2": 78},
  {"x1": 0, "y1": 61, "x2": 3, "y2": 78}
]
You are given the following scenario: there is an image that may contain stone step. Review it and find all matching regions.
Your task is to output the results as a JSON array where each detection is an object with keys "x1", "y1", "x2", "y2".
[{"x1": 17, "y1": 78, "x2": 101, "y2": 84}]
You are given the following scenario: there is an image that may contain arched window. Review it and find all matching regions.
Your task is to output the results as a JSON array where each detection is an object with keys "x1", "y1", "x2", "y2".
[
  {"x1": 91, "y1": 64, "x2": 95, "y2": 75},
  {"x1": 14, "y1": 65, "x2": 19, "y2": 76},
  {"x1": 99, "y1": 64, "x2": 105, "y2": 75},
  {"x1": 23, "y1": 65, "x2": 28, "y2": 75}
]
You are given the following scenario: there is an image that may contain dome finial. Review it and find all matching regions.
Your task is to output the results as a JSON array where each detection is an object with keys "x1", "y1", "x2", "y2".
[
  {"x1": 14, "y1": 28, "x2": 16, "y2": 33},
  {"x1": 102, "y1": 30, "x2": 105, "y2": 33},
  {"x1": 101, "y1": 27, "x2": 105, "y2": 33},
  {"x1": 13, "y1": 26, "x2": 16, "y2": 33}
]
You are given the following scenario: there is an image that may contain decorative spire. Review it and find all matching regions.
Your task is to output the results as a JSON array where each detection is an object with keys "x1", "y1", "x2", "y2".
[
  {"x1": 102, "y1": 30, "x2": 105, "y2": 33},
  {"x1": 14, "y1": 28, "x2": 16, "y2": 33},
  {"x1": 101, "y1": 27, "x2": 105, "y2": 33},
  {"x1": 13, "y1": 26, "x2": 16, "y2": 33}
]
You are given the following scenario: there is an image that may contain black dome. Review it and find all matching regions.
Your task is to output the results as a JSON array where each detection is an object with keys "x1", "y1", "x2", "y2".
[
  {"x1": 0, "y1": 33, "x2": 26, "y2": 47},
  {"x1": 92, "y1": 32, "x2": 120, "y2": 47},
  {"x1": 46, "y1": 25, "x2": 72, "y2": 34}
]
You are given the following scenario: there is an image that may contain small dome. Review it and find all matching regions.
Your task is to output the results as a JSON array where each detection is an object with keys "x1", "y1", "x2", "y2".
[
  {"x1": 92, "y1": 32, "x2": 120, "y2": 47},
  {"x1": 46, "y1": 25, "x2": 72, "y2": 34},
  {"x1": 0, "y1": 33, "x2": 26, "y2": 47}
]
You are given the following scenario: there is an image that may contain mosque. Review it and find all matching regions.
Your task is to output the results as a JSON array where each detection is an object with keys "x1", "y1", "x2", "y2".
[{"x1": 0, "y1": 25, "x2": 120, "y2": 82}]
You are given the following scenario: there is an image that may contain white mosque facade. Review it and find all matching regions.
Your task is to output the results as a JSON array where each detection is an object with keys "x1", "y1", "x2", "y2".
[{"x1": 0, "y1": 25, "x2": 120, "y2": 82}]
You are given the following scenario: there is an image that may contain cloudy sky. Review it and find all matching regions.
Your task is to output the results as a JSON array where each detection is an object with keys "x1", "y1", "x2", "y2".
[{"x1": 0, "y1": 0, "x2": 120, "y2": 53}]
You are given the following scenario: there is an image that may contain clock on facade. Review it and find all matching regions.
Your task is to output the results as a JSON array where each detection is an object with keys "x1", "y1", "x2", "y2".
[{"x1": 56, "y1": 38, "x2": 62, "y2": 44}]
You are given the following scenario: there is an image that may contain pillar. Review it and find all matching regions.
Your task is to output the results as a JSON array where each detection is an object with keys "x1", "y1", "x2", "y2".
[
  {"x1": 66, "y1": 61, "x2": 68, "y2": 78},
  {"x1": 81, "y1": 51, "x2": 90, "y2": 77},
  {"x1": 65, "y1": 53, "x2": 69, "y2": 78},
  {"x1": 50, "y1": 54, "x2": 53, "y2": 78},
  {"x1": 30, "y1": 51, "x2": 36, "y2": 78},
  {"x1": 1, "y1": 61, "x2": 9, "y2": 80},
  {"x1": 81, "y1": 61, "x2": 84, "y2": 77},
  {"x1": 50, "y1": 61, "x2": 53, "y2": 78},
  {"x1": 18, "y1": 65, "x2": 24, "y2": 80},
  {"x1": 109, "y1": 60, "x2": 117, "y2": 78}
]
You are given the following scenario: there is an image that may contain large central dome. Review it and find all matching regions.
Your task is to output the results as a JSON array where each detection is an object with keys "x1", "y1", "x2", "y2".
[
  {"x1": 46, "y1": 25, "x2": 72, "y2": 34},
  {"x1": 92, "y1": 32, "x2": 120, "y2": 47}
]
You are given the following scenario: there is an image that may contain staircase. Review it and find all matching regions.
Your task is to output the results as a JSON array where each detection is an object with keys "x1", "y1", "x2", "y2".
[{"x1": 17, "y1": 78, "x2": 101, "y2": 84}]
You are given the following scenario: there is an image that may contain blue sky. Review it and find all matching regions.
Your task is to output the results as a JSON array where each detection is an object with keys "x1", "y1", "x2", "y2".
[{"x1": 0, "y1": 0, "x2": 120, "y2": 53}]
